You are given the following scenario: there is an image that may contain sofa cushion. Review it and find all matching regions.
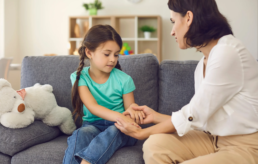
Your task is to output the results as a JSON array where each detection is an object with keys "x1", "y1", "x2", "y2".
[
  {"x1": 12, "y1": 135, "x2": 145, "y2": 164},
  {"x1": 21, "y1": 54, "x2": 159, "y2": 127},
  {"x1": 159, "y1": 60, "x2": 198, "y2": 115},
  {"x1": 107, "y1": 140, "x2": 145, "y2": 164},
  {"x1": 0, "y1": 152, "x2": 11, "y2": 164},
  {"x1": 11, "y1": 135, "x2": 69, "y2": 164},
  {"x1": 0, "y1": 121, "x2": 60, "y2": 156}
]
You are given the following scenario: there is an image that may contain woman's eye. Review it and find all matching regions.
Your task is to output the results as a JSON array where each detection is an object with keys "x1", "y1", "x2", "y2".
[
  {"x1": 115, "y1": 55, "x2": 119, "y2": 57},
  {"x1": 105, "y1": 54, "x2": 109, "y2": 56},
  {"x1": 170, "y1": 19, "x2": 175, "y2": 24}
]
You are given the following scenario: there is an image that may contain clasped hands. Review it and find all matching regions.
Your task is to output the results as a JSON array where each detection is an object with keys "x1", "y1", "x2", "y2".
[
  {"x1": 124, "y1": 105, "x2": 146, "y2": 125},
  {"x1": 115, "y1": 105, "x2": 156, "y2": 139}
]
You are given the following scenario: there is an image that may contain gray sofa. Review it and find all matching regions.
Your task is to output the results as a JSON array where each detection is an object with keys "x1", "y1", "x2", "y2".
[{"x1": 0, "y1": 54, "x2": 198, "y2": 164}]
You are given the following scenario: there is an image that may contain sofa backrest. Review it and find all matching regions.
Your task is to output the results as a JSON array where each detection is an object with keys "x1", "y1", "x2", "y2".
[
  {"x1": 119, "y1": 54, "x2": 159, "y2": 111},
  {"x1": 21, "y1": 54, "x2": 159, "y2": 120},
  {"x1": 21, "y1": 55, "x2": 88, "y2": 112},
  {"x1": 158, "y1": 60, "x2": 198, "y2": 115}
]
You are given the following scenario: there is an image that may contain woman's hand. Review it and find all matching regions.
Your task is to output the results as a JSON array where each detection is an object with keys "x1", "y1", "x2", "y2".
[
  {"x1": 131, "y1": 105, "x2": 157, "y2": 124},
  {"x1": 115, "y1": 117, "x2": 145, "y2": 140},
  {"x1": 123, "y1": 106, "x2": 145, "y2": 124}
]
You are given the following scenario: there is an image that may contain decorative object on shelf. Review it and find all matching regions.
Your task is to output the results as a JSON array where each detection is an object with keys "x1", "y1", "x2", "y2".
[
  {"x1": 140, "y1": 25, "x2": 156, "y2": 39},
  {"x1": 73, "y1": 49, "x2": 79, "y2": 55},
  {"x1": 127, "y1": 0, "x2": 142, "y2": 4},
  {"x1": 83, "y1": 21, "x2": 89, "y2": 36},
  {"x1": 120, "y1": 43, "x2": 134, "y2": 55},
  {"x1": 74, "y1": 19, "x2": 81, "y2": 38},
  {"x1": 83, "y1": 0, "x2": 104, "y2": 16},
  {"x1": 140, "y1": 48, "x2": 156, "y2": 56},
  {"x1": 44, "y1": 54, "x2": 57, "y2": 56}
]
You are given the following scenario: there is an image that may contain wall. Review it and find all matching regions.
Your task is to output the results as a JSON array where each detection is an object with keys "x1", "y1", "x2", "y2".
[
  {"x1": 14, "y1": 0, "x2": 257, "y2": 62},
  {"x1": 4, "y1": 0, "x2": 20, "y2": 90},
  {"x1": 0, "y1": 0, "x2": 4, "y2": 58},
  {"x1": 217, "y1": 0, "x2": 258, "y2": 60},
  {"x1": 170, "y1": 0, "x2": 258, "y2": 60},
  {"x1": 5, "y1": 0, "x2": 19, "y2": 62},
  {"x1": 3, "y1": 0, "x2": 258, "y2": 89}
]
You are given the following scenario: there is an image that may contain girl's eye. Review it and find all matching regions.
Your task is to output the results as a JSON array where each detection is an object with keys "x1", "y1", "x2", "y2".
[
  {"x1": 115, "y1": 55, "x2": 119, "y2": 57},
  {"x1": 105, "y1": 54, "x2": 109, "y2": 56}
]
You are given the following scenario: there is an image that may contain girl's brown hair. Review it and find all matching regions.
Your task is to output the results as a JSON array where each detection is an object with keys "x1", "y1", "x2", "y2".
[
  {"x1": 168, "y1": 0, "x2": 233, "y2": 48},
  {"x1": 71, "y1": 24, "x2": 123, "y2": 122}
]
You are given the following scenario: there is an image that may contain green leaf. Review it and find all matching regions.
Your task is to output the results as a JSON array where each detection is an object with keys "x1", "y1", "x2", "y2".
[
  {"x1": 82, "y1": 4, "x2": 89, "y2": 10},
  {"x1": 83, "y1": 0, "x2": 104, "y2": 11},
  {"x1": 140, "y1": 25, "x2": 156, "y2": 32}
]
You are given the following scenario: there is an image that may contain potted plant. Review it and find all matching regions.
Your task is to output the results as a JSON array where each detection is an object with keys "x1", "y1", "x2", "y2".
[
  {"x1": 140, "y1": 25, "x2": 156, "y2": 39},
  {"x1": 83, "y1": 0, "x2": 104, "y2": 16}
]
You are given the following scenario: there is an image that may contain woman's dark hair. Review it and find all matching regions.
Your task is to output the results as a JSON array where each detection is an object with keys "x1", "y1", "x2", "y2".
[
  {"x1": 168, "y1": 0, "x2": 233, "y2": 48},
  {"x1": 72, "y1": 24, "x2": 123, "y2": 122}
]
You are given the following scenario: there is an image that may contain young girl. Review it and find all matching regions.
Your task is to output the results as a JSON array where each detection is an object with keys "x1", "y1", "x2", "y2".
[{"x1": 63, "y1": 25, "x2": 145, "y2": 164}]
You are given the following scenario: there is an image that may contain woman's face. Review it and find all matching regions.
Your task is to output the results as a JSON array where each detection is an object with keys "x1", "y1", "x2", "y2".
[{"x1": 170, "y1": 10, "x2": 191, "y2": 49}]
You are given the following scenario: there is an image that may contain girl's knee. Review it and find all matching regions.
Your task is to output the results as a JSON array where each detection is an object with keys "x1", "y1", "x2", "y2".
[
  {"x1": 79, "y1": 125, "x2": 99, "y2": 135},
  {"x1": 67, "y1": 125, "x2": 100, "y2": 145},
  {"x1": 77, "y1": 125, "x2": 100, "y2": 139},
  {"x1": 105, "y1": 125, "x2": 127, "y2": 140},
  {"x1": 108, "y1": 125, "x2": 120, "y2": 133}
]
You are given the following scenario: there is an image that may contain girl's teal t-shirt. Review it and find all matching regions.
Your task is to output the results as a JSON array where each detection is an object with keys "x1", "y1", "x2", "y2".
[{"x1": 70, "y1": 67, "x2": 136, "y2": 122}]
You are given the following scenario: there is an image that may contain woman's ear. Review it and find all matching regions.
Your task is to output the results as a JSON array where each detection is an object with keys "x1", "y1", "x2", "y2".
[
  {"x1": 186, "y1": 11, "x2": 193, "y2": 27},
  {"x1": 85, "y1": 48, "x2": 92, "y2": 59}
]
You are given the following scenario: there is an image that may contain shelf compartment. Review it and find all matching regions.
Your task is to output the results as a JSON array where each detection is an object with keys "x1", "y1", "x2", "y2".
[
  {"x1": 69, "y1": 18, "x2": 89, "y2": 38},
  {"x1": 138, "y1": 17, "x2": 158, "y2": 39},
  {"x1": 114, "y1": 17, "x2": 136, "y2": 39},
  {"x1": 69, "y1": 40, "x2": 83, "y2": 55},
  {"x1": 138, "y1": 40, "x2": 158, "y2": 57}
]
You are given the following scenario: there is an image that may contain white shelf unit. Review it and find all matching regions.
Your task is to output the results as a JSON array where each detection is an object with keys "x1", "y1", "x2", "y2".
[{"x1": 69, "y1": 15, "x2": 162, "y2": 62}]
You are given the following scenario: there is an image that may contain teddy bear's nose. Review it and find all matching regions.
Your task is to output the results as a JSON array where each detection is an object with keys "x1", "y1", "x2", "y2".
[{"x1": 18, "y1": 104, "x2": 25, "y2": 112}]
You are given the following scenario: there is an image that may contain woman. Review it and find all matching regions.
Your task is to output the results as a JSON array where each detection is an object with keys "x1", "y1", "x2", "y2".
[{"x1": 115, "y1": 0, "x2": 258, "y2": 163}]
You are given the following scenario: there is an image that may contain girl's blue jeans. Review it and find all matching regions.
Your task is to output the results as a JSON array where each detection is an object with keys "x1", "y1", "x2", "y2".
[{"x1": 62, "y1": 120, "x2": 137, "y2": 164}]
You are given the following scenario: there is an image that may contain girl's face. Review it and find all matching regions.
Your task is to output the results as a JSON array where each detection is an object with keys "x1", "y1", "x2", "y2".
[
  {"x1": 170, "y1": 10, "x2": 192, "y2": 49},
  {"x1": 87, "y1": 40, "x2": 121, "y2": 73}
]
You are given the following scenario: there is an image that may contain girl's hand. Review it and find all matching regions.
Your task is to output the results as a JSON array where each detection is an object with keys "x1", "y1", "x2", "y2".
[
  {"x1": 131, "y1": 105, "x2": 156, "y2": 124},
  {"x1": 121, "y1": 114, "x2": 141, "y2": 129},
  {"x1": 123, "y1": 107, "x2": 145, "y2": 124}
]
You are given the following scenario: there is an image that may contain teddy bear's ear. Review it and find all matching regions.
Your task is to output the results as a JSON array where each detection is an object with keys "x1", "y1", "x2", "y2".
[
  {"x1": 34, "y1": 83, "x2": 41, "y2": 87},
  {"x1": 41, "y1": 84, "x2": 53, "y2": 92},
  {"x1": 0, "y1": 78, "x2": 12, "y2": 90}
]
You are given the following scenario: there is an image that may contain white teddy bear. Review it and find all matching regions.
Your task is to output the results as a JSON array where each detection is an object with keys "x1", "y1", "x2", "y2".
[
  {"x1": 0, "y1": 79, "x2": 35, "y2": 128},
  {"x1": 0, "y1": 79, "x2": 76, "y2": 135}
]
